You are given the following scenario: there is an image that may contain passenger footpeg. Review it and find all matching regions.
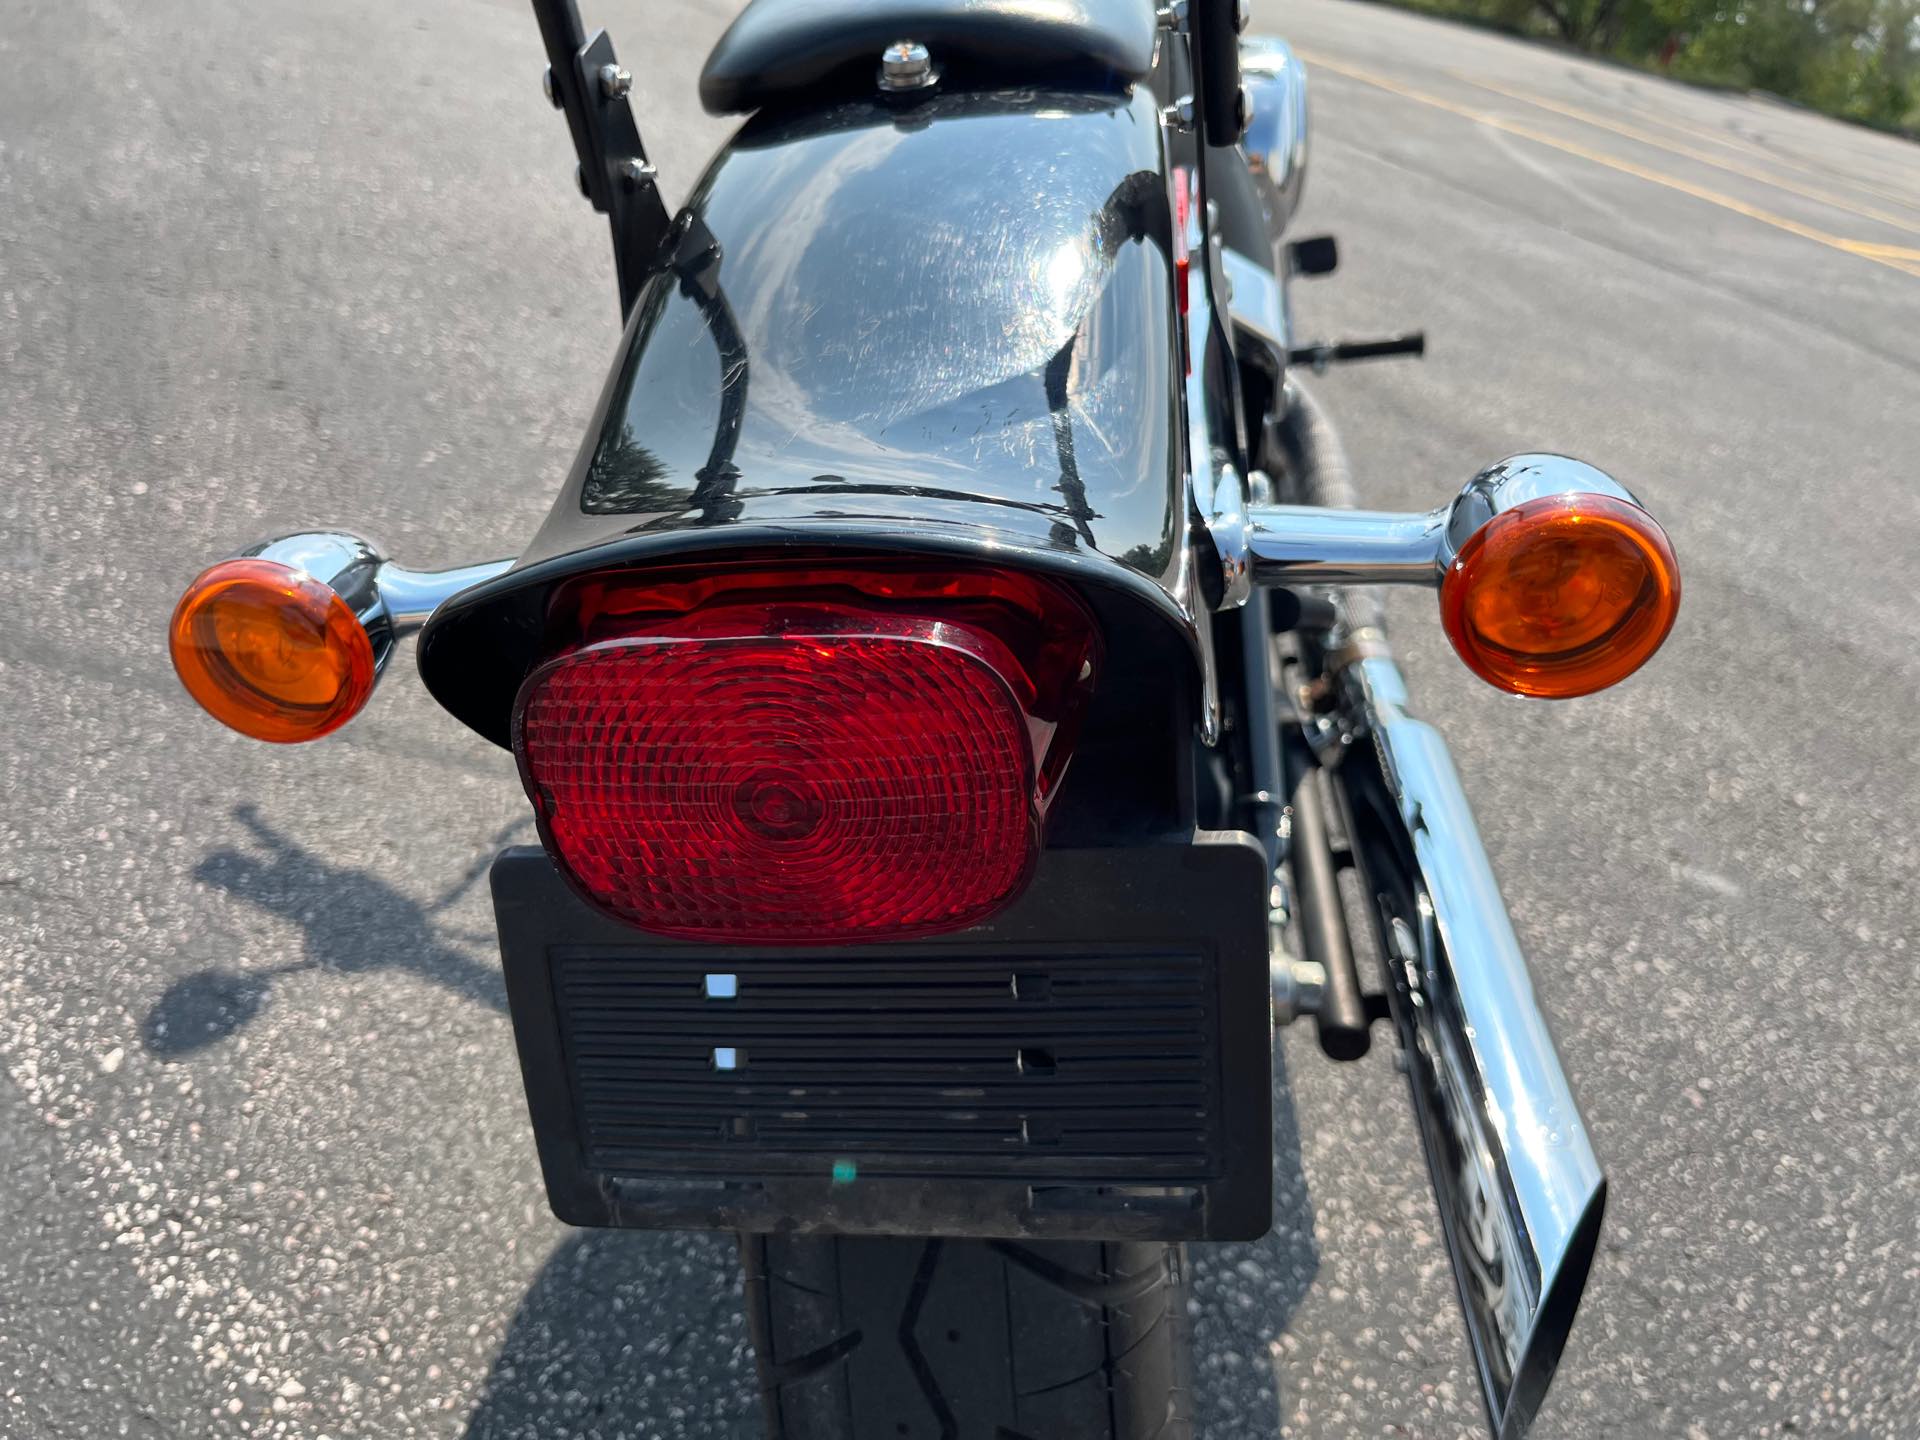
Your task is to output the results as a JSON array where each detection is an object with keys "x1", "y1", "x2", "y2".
[{"x1": 1289, "y1": 331, "x2": 1427, "y2": 372}]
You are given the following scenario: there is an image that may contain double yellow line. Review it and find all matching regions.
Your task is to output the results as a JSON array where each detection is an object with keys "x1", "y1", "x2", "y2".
[{"x1": 1294, "y1": 49, "x2": 1920, "y2": 281}]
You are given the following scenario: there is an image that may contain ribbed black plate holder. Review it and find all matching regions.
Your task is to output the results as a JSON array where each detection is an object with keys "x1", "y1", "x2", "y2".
[{"x1": 490, "y1": 837, "x2": 1273, "y2": 1242}]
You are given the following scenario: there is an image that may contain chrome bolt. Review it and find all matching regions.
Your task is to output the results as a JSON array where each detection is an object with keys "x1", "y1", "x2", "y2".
[
  {"x1": 878, "y1": 40, "x2": 936, "y2": 91},
  {"x1": 599, "y1": 63, "x2": 633, "y2": 99},
  {"x1": 1270, "y1": 953, "x2": 1328, "y2": 1026},
  {"x1": 1389, "y1": 916, "x2": 1419, "y2": 964},
  {"x1": 618, "y1": 157, "x2": 657, "y2": 189},
  {"x1": 1157, "y1": 0, "x2": 1189, "y2": 29},
  {"x1": 542, "y1": 66, "x2": 562, "y2": 109},
  {"x1": 1268, "y1": 876, "x2": 1293, "y2": 927},
  {"x1": 1162, "y1": 95, "x2": 1195, "y2": 131}
]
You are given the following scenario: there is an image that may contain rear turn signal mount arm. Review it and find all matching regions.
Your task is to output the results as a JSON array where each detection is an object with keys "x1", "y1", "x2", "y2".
[{"x1": 1237, "y1": 453, "x2": 1681, "y2": 699}]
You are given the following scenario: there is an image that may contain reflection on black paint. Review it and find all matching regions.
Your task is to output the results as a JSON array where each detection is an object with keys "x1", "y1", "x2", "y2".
[
  {"x1": 522, "y1": 87, "x2": 1181, "y2": 589},
  {"x1": 581, "y1": 420, "x2": 674, "y2": 515},
  {"x1": 1045, "y1": 334, "x2": 1098, "y2": 550}
]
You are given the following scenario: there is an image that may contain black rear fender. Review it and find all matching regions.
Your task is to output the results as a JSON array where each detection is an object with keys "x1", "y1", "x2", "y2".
[{"x1": 419, "y1": 85, "x2": 1200, "y2": 833}]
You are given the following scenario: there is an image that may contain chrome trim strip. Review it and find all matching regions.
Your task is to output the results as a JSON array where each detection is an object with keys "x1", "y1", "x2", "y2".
[
  {"x1": 1169, "y1": 130, "x2": 1232, "y2": 739},
  {"x1": 1342, "y1": 650, "x2": 1605, "y2": 1440},
  {"x1": 1220, "y1": 244, "x2": 1288, "y2": 363}
]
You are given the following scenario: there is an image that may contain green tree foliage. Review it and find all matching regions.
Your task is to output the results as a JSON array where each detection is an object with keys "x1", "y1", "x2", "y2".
[{"x1": 1392, "y1": 0, "x2": 1920, "y2": 132}]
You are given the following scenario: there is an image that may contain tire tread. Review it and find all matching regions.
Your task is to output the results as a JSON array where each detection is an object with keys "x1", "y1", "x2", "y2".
[{"x1": 743, "y1": 1235, "x2": 1193, "y2": 1440}]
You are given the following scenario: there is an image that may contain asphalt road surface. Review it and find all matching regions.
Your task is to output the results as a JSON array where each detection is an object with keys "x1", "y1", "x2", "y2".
[{"x1": 3, "y1": 0, "x2": 1918, "y2": 1436}]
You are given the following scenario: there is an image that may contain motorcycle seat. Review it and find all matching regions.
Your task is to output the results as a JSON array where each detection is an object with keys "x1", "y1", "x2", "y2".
[{"x1": 698, "y1": 0, "x2": 1159, "y2": 116}]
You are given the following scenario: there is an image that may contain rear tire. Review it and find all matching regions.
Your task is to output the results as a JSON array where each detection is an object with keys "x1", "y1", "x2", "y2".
[{"x1": 743, "y1": 1235, "x2": 1194, "y2": 1440}]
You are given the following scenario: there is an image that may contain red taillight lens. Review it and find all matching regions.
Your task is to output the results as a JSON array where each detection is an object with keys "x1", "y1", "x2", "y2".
[{"x1": 513, "y1": 562, "x2": 1098, "y2": 943}]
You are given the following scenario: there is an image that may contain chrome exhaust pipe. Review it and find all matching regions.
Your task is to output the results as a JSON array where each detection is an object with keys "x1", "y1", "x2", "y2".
[{"x1": 1337, "y1": 646, "x2": 1605, "y2": 1439}]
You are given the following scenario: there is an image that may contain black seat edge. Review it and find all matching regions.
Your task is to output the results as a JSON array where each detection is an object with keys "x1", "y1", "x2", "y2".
[{"x1": 698, "y1": 0, "x2": 1160, "y2": 117}]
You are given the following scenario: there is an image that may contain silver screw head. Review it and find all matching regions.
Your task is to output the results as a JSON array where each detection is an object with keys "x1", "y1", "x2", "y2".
[
  {"x1": 878, "y1": 40, "x2": 935, "y2": 91},
  {"x1": 542, "y1": 66, "x2": 562, "y2": 108},
  {"x1": 598, "y1": 63, "x2": 633, "y2": 99},
  {"x1": 618, "y1": 157, "x2": 657, "y2": 188}
]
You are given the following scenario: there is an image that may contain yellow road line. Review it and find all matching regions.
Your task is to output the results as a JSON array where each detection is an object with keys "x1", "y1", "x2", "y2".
[
  {"x1": 1537, "y1": 83, "x2": 1920, "y2": 213},
  {"x1": 1295, "y1": 49, "x2": 1920, "y2": 281},
  {"x1": 1457, "y1": 72, "x2": 1920, "y2": 237}
]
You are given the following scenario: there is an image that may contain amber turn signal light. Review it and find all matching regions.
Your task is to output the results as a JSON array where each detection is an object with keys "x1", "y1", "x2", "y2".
[
  {"x1": 169, "y1": 558, "x2": 377, "y2": 742},
  {"x1": 1440, "y1": 493, "x2": 1680, "y2": 699}
]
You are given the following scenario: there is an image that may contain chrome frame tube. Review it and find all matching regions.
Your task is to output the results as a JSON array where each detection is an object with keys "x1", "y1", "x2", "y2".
[{"x1": 376, "y1": 559, "x2": 518, "y2": 634}]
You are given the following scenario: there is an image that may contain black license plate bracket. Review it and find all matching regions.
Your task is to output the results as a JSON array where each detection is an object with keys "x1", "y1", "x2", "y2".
[{"x1": 490, "y1": 835, "x2": 1273, "y2": 1242}]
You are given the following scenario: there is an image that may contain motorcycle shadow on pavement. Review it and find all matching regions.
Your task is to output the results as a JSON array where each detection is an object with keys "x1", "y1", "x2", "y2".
[{"x1": 142, "y1": 804, "x2": 523, "y2": 1057}]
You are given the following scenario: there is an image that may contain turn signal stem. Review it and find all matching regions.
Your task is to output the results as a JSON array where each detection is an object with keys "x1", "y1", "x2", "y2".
[{"x1": 169, "y1": 533, "x2": 510, "y2": 742}]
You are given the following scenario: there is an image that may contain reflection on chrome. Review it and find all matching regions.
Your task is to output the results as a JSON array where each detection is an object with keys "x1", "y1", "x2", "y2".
[
  {"x1": 1240, "y1": 452, "x2": 1655, "y2": 592},
  {"x1": 239, "y1": 532, "x2": 512, "y2": 673},
  {"x1": 1239, "y1": 35, "x2": 1311, "y2": 244}
]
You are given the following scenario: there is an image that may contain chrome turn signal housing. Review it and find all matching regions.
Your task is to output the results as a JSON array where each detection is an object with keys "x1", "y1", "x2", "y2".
[
  {"x1": 1242, "y1": 453, "x2": 1681, "y2": 698},
  {"x1": 168, "y1": 533, "x2": 511, "y2": 742},
  {"x1": 1440, "y1": 487, "x2": 1679, "y2": 698}
]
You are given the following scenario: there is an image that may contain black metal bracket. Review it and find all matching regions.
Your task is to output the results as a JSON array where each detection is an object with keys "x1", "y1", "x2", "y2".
[
  {"x1": 1192, "y1": 0, "x2": 1246, "y2": 148},
  {"x1": 1287, "y1": 234, "x2": 1339, "y2": 277},
  {"x1": 530, "y1": 0, "x2": 672, "y2": 320},
  {"x1": 572, "y1": 31, "x2": 672, "y2": 319}
]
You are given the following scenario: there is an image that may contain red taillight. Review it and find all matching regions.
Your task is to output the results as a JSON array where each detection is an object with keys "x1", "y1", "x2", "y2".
[{"x1": 513, "y1": 562, "x2": 1098, "y2": 943}]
